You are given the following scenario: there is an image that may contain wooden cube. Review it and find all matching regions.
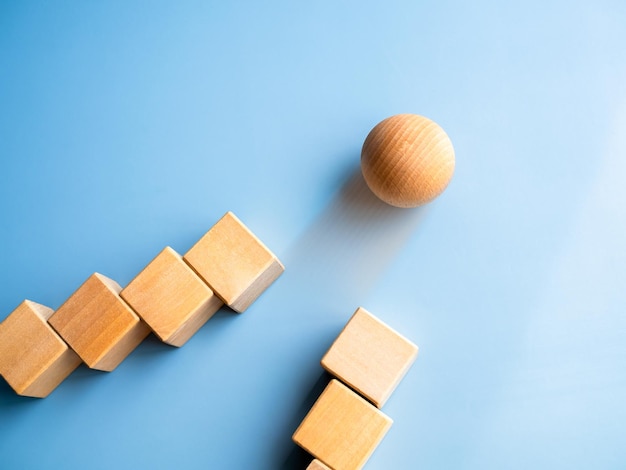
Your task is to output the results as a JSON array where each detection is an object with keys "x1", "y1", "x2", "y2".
[
  {"x1": 293, "y1": 379, "x2": 392, "y2": 470},
  {"x1": 0, "y1": 300, "x2": 81, "y2": 398},
  {"x1": 183, "y1": 212, "x2": 284, "y2": 312},
  {"x1": 49, "y1": 273, "x2": 150, "y2": 372},
  {"x1": 120, "y1": 247, "x2": 223, "y2": 347},
  {"x1": 307, "y1": 459, "x2": 331, "y2": 470},
  {"x1": 321, "y1": 307, "x2": 418, "y2": 408}
]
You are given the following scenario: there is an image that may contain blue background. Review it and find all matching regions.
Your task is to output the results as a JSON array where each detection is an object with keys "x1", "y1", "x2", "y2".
[{"x1": 1, "y1": 1, "x2": 625, "y2": 469}]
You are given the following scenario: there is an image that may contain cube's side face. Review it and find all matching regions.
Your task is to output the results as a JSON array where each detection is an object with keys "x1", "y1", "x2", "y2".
[
  {"x1": 49, "y1": 274, "x2": 145, "y2": 368},
  {"x1": 121, "y1": 247, "x2": 218, "y2": 343},
  {"x1": 321, "y1": 307, "x2": 418, "y2": 407},
  {"x1": 230, "y1": 256, "x2": 283, "y2": 312},
  {"x1": 91, "y1": 320, "x2": 150, "y2": 371},
  {"x1": 164, "y1": 294, "x2": 223, "y2": 347},
  {"x1": 21, "y1": 346, "x2": 81, "y2": 398},
  {"x1": 307, "y1": 459, "x2": 332, "y2": 470},
  {"x1": 293, "y1": 380, "x2": 392, "y2": 470},
  {"x1": 0, "y1": 301, "x2": 78, "y2": 396},
  {"x1": 184, "y1": 212, "x2": 283, "y2": 311}
]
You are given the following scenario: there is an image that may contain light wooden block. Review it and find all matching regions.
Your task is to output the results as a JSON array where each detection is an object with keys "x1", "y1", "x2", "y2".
[
  {"x1": 321, "y1": 307, "x2": 418, "y2": 408},
  {"x1": 183, "y1": 212, "x2": 284, "y2": 312},
  {"x1": 307, "y1": 459, "x2": 332, "y2": 470},
  {"x1": 49, "y1": 273, "x2": 150, "y2": 372},
  {"x1": 293, "y1": 379, "x2": 392, "y2": 470},
  {"x1": 0, "y1": 300, "x2": 81, "y2": 398},
  {"x1": 120, "y1": 246, "x2": 223, "y2": 347}
]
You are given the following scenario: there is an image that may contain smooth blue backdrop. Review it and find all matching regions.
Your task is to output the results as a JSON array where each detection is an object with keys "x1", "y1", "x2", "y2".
[{"x1": 1, "y1": 1, "x2": 625, "y2": 469}]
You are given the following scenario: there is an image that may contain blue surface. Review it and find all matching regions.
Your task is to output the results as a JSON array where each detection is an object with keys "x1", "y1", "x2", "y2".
[{"x1": 1, "y1": 1, "x2": 625, "y2": 469}]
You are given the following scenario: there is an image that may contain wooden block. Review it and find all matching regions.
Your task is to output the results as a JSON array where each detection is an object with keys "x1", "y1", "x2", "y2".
[
  {"x1": 321, "y1": 307, "x2": 418, "y2": 408},
  {"x1": 48, "y1": 273, "x2": 150, "y2": 372},
  {"x1": 293, "y1": 379, "x2": 392, "y2": 470},
  {"x1": 120, "y1": 247, "x2": 223, "y2": 347},
  {"x1": 183, "y1": 212, "x2": 284, "y2": 312},
  {"x1": 0, "y1": 300, "x2": 81, "y2": 398},
  {"x1": 307, "y1": 459, "x2": 332, "y2": 470}
]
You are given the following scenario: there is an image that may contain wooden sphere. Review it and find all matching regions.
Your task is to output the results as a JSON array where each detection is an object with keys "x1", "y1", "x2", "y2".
[{"x1": 361, "y1": 114, "x2": 455, "y2": 208}]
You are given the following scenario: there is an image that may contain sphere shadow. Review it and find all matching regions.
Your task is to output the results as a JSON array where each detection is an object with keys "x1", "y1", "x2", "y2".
[
  {"x1": 274, "y1": 163, "x2": 427, "y2": 469},
  {"x1": 283, "y1": 163, "x2": 427, "y2": 312}
]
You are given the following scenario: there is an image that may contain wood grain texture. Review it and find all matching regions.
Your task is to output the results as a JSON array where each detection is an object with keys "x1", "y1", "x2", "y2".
[
  {"x1": 361, "y1": 114, "x2": 455, "y2": 208},
  {"x1": 293, "y1": 379, "x2": 392, "y2": 470},
  {"x1": 183, "y1": 212, "x2": 284, "y2": 313},
  {"x1": 0, "y1": 300, "x2": 81, "y2": 398},
  {"x1": 120, "y1": 247, "x2": 223, "y2": 347},
  {"x1": 48, "y1": 273, "x2": 150, "y2": 372},
  {"x1": 307, "y1": 459, "x2": 332, "y2": 470},
  {"x1": 321, "y1": 307, "x2": 418, "y2": 408}
]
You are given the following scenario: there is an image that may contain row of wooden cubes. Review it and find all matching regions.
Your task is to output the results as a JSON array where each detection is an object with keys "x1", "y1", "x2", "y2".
[
  {"x1": 294, "y1": 307, "x2": 419, "y2": 470},
  {"x1": 0, "y1": 212, "x2": 284, "y2": 398}
]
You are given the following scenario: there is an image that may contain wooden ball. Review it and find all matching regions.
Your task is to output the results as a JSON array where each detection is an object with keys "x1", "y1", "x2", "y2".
[{"x1": 361, "y1": 114, "x2": 455, "y2": 208}]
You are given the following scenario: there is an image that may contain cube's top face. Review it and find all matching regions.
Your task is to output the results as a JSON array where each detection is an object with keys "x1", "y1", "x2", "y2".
[
  {"x1": 183, "y1": 212, "x2": 284, "y2": 308},
  {"x1": 48, "y1": 273, "x2": 141, "y2": 366},
  {"x1": 321, "y1": 307, "x2": 418, "y2": 408},
  {"x1": 293, "y1": 379, "x2": 392, "y2": 470},
  {"x1": 0, "y1": 301, "x2": 69, "y2": 392},
  {"x1": 120, "y1": 247, "x2": 216, "y2": 340}
]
